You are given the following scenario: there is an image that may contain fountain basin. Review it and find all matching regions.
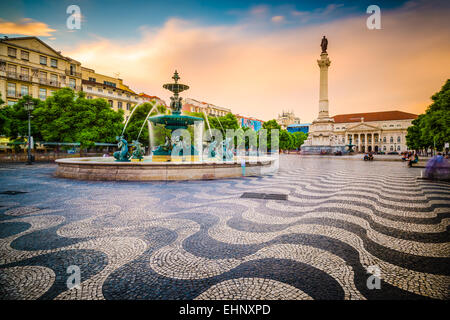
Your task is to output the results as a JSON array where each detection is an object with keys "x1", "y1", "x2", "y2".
[
  {"x1": 55, "y1": 156, "x2": 278, "y2": 181},
  {"x1": 148, "y1": 114, "x2": 203, "y2": 130}
]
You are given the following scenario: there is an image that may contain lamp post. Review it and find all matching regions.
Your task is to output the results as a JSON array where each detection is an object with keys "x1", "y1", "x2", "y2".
[{"x1": 24, "y1": 100, "x2": 34, "y2": 165}]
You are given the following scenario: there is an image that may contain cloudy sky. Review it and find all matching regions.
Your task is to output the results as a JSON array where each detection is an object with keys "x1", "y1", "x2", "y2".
[{"x1": 1, "y1": 0, "x2": 449, "y2": 122}]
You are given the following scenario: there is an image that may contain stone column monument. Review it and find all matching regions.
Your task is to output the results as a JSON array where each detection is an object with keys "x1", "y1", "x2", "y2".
[
  {"x1": 318, "y1": 36, "x2": 331, "y2": 119},
  {"x1": 302, "y1": 36, "x2": 339, "y2": 154}
]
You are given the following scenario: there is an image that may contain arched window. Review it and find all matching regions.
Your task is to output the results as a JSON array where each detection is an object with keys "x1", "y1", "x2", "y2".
[
  {"x1": 383, "y1": 137, "x2": 386, "y2": 143},
  {"x1": 397, "y1": 136, "x2": 401, "y2": 143},
  {"x1": 390, "y1": 136, "x2": 393, "y2": 143},
  {"x1": 390, "y1": 146, "x2": 394, "y2": 151},
  {"x1": 383, "y1": 146, "x2": 386, "y2": 151},
  {"x1": 397, "y1": 145, "x2": 401, "y2": 151}
]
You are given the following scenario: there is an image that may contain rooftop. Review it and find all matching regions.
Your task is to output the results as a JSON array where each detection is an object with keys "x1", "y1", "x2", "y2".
[{"x1": 332, "y1": 111, "x2": 418, "y2": 123}]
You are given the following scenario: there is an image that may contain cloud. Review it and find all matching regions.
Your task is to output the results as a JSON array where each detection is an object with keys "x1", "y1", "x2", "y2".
[
  {"x1": 271, "y1": 16, "x2": 285, "y2": 23},
  {"x1": 63, "y1": 1, "x2": 450, "y2": 122},
  {"x1": 291, "y1": 3, "x2": 345, "y2": 24},
  {"x1": 0, "y1": 18, "x2": 56, "y2": 36}
]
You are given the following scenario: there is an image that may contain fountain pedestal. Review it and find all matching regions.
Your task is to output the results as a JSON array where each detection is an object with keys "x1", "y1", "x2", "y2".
[{"x1": 148, "y1": 71, "x2": 203, "y2": 162}]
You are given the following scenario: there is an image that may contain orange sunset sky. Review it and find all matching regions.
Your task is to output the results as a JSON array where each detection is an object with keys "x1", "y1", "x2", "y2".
[{"x1": 2, "y1": 0, "x2": 449, "y2": 122}]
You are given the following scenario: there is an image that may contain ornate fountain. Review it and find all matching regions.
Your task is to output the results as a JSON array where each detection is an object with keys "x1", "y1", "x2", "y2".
[{"x1": 148, "y1": 71, "x2": 203, "y2": 162}]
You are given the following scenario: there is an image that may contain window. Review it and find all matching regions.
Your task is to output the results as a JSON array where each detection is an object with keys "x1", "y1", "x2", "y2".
[
  {"x1": 108, "y1": 90, "x2": 113, "y2": 94},
  {"x1": 118, "y1": 102, "x2": 123, "y2": 109},
  {"x1": 39, "y1": 88, "x2": 47, "y2": 100},
  {"x1": 40, "y1": 71, "x2": 47, "y2": 80},
  {"x1": 87, "y1": 96, "x2": 93, "y2": 99},
  {"x1": 50, "y1": 59, "x2": 58, "y2": 68},
  {"x1": 390, "y1": 146, "x2": 394, "y2": 151},
  {"x1": 8, "y1": 64, "x2": 17, "y2": 75},
  {"x1": 8, "y1": 47, "x2": 16, "y2": 57},
  {"x1": 103, "y1": 81, "x2": 116, "y2": 87},
  {"x1": 7, "y1": 101, "x2": 15, "y2": 106},
  {"x1": 98, "y1": 88, "x2": 103, "y2": 92},
  {"x1": 126, "y1": 103, "x2": 131, "y2": 110},
  {"x1": 69, "y1": 78, "x2": 76, "y2": 89},
  {"x1": 50, "y1": 74, "x2": 58, "y2": 85},
  {"x1": 397, "y1": 136, "x2": 401, "y2": 143},
  {"x1": 21, "y1": 85, "x2": 28, "y2": 97},
  {"x1": 397, "y1": 145, "x2": 401, "y2": 151},
  {"x1": 21, "y1": 50, "x2": 29, "y2": 61},
  {"x1": 383, "y1": 137, "x2": 386, "y2": 143},
  {"x1": 7, "y1": 83, "x2": 16, "y2": 97},
  {"x1": 383, "y1": 146, "x2": 386, "y2": 151},
  {"x1": 50, "y1": 90, "x2": 56, "y2": 96},
  {"x1": 21, "y1": 67, "x2": 29, "y2": 76},
  {"x1": 89, "y1": 77, "x2": 96, "y2": 82},
  {"x1": 390, "y1": 136, "x2": 394, "y2": 143},
  {"x1": 87, "y1": 86, "x2": 93, "y2": 90},
  {"x1": 40, "y1": 55, "x2": 47, "y2": 65},
  {"x1": 108, "y1": 100, "x2": 113, "y2": 107}
]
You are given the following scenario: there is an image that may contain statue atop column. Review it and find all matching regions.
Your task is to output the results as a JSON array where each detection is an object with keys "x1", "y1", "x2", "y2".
[{"x1": 321, "y1": 36, "x2": 328, "y2": 53}]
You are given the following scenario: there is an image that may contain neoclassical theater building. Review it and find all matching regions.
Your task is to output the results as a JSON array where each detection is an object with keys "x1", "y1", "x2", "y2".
[
  {"x1": 328, "y1": 111, "x2": 417, "y2": 153},
  {"x1": 302, "y1": 37, "x2": 417, "y2": 154}
]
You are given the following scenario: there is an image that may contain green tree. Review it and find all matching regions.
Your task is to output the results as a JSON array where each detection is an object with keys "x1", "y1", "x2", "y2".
[
  {"x1": 124, "y1": 102, "x2": 168, "y2": 147},
  {"x1": 0, "y1": 94, "x2": 12, "y2": 137},
  {"x1": 293, "y1": 131, "x2": 308, "y2": 149},
  {"x1": 0, "y1": 95, "x2": 44, "y2": 142},
  {"x1": 406, "y1": 79, "x2": 450, "y2": 152},
  {"x1": 262, "y1": 119, "x2": 281, "y2": 151},
  {"x1": 33, "y1": 87, "x2": 124, "y2": 148},
  {"x1": 279, "y1": 130, "x2": 293, "y2": 150},
  {"x1": 209, "y1": 113, "x2": 240, "y2": 136}
]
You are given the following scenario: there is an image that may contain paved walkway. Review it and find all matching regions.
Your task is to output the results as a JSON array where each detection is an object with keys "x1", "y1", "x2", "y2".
[{"x1": 0, "y1": 155, "x2": 449, "y2": 300}]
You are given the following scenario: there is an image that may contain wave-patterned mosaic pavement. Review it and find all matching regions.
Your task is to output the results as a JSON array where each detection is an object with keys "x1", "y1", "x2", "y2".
[{"x1": 0, "y1": 156, "x2": 449, "y2": 300}]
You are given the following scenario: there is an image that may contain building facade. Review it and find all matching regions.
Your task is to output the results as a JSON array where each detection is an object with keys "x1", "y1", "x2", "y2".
[
  {"x1": 81, "y1": 67, "x2": 142, "y2": 118},
  {"x1": 277, "y1": 110, "x2": 301, "y2": 129},
  {"x1": 331, "y1": 111, "x2": 417, "y2": 153},
  {"x1": 182, "y1": 98, "x2": 231, "y2": 117},
  {"x1": 235, "y1": 114, "x2": 264, "y2": 131},
  {"x1": 0, "y1": 36, "x2": 82, "y2": 106},
  {"x1": 287, "y1": 123, "x2": 310, "y2": 134},
  {"x1": 139, "y1": 93, "x2": 167, "y2": 109}
]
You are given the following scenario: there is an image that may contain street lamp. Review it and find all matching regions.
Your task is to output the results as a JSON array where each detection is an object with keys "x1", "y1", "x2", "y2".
[{"x1": 24, "y1": 99, "x2": 34, "y2": 165}]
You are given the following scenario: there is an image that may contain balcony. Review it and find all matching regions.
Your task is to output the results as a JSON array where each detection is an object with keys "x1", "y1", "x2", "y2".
[
  {"x1": 83, "y1": 86, "x2": 142, "y2": 103},
  {"x1": 65, "y1": 69, "x2": 82, "y2": 78},
  {"x1": 38, "y1": 78, "x2": 61, "y2": 88},
  {"x1": 6, "y1": 92, "x2": 31, "y2": 99},
  {"x1": 6, "y1": 71, "x2": 32, "y2": 82}
]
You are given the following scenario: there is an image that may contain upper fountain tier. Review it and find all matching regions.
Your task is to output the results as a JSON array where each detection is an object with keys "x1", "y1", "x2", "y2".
[{"x1": 149, "y1": 70, "x2": 203, "y2": 130}]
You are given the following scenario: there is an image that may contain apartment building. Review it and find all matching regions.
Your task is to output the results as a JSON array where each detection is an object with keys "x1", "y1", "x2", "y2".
[
  {"x1": 81, "y1": 67, "x2": 143, "y2": 118},
  {"x1": 182, "y1": 98, "x2": 231, "y2": 117},
  {"x1": 0, "y1": 36, "x2": 82, "y2": 106},
  {"x1": 139, "y1": 93, "x2": 167, "y2": 109}
]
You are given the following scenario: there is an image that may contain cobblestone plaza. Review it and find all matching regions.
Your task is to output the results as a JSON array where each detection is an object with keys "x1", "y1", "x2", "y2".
[{"x1": 0, "y1": 156, "x2": 449, "y2": 300}]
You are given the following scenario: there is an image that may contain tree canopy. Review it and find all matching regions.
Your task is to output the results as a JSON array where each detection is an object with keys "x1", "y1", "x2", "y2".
[
  {"x1": 0, "y1": 88, "x2": 125, "y2": 148},
  {"x1": 0, "y1": 95, "x2": 44, "y2": 141},
  {"x1": 406, "y1": 79, "x2": 450, "y2": 151},
  {"x1": 123, "y1": 102, "x2": 168, "y2": 147}
]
